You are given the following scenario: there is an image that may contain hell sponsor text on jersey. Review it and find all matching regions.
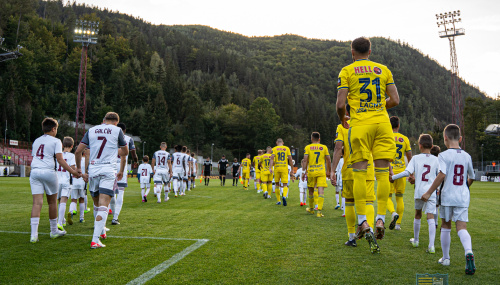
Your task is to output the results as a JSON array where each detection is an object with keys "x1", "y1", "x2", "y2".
[
  {"x1": 309, "y1": 165, "x2": 322, "y2": 169},
  {"x1": 95, "y1": 128, "x2": 112, "y2": 134},
  {"x1": 309, "y1": 146, "x2": 324, "y2": 150},
  {"x1": 354, "y1": 66, "x2": 375, "y2": 74},
  {"x1": 276, "y1": 147, "x2": 288, "y2": 151}
]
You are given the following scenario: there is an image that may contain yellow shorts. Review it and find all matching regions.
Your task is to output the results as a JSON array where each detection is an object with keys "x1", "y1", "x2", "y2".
[
  {"x1": 274, "y1": 170, "x2": 288, "y2": 184},
  {"x1": 261, "y1": 173, "x2": 272, "y2": 182},
  {"x1": 242, "y1": 171, "x2": 250, "y2": 179},
  {"x1": 342, "y1": 180, "x2": 375, "y2": 200},
  {"x1": 255, "y1": 171, "x2": 261, "y2": 180},
  {"x1": 391, "y1": 177, "x2": 406, "y2": 194},
  {"x1": 307, "y1": 175, "x2": 327, "y2": 188},
  {"x1": 348, "y1": 122, "x2": 396, "y2": 164}
]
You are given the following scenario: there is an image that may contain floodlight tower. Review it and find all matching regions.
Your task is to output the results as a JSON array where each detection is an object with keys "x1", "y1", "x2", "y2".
[
  {"x1": 73, "y1": 20, "x2": 99, "y2": 142},
  {"x1": 436, "y1": 11, "x2": 465, "y2": 137}
]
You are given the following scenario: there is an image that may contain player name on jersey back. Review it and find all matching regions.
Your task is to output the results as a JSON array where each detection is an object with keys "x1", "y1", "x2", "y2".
[{"x1": 81, "y1": 124, "x2": 126, "y2": 169}]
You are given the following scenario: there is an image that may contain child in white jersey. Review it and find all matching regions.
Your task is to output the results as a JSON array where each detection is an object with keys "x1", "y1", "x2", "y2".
[
  {"x1": 421, "y1": 124, "x2": 476, "y2": 275},
  {"x1": 391, "y1": 134, "x2": 439, "y2": 253},
  {"x1": 30, "y1": 118, "x2": 80, "y2": 243},
  {"x1": 56, "y1": 137, "x2": 76, "y2": 230},
  {"x1": 70, "y1": 148, "x2": 87, "y2": 223},
  {"x1": 138, "y1": 156, "x2": 153, "y2": 202}
]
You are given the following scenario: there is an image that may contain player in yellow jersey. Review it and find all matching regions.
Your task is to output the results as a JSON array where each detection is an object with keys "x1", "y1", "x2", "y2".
[
  {"x1": 337, "y1": 37, "x2": 399, "y2": 246},
  {"x1": 387, "y1": 116, "x2": 412, "y2": 231},
  {"x1": 259, "y1": 147, "x2": 273, "y2": 199},
  {"x1": 269, "y1": 139, "x2": 293, "y2": 206},
  {"x1": 253, "y1": 150, "x2": 263, "y2": 193},
  {"x1": 331, "y1": 110, "x2": 377, "y2": 251},
  {"x1": 239, "y1": 154, "x2": 252, "y2": 190},
  {"x1": 303, "y1": 132, "x2": 331, "y2": 217}
]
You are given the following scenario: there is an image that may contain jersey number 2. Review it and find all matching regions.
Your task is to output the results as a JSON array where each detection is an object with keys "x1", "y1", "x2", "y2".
[{"x1": 421, "y1": 164, "x2": 431, "y2": 182}]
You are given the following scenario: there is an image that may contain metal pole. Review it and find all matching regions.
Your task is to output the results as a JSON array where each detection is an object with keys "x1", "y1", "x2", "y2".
[
  {"x1": 75, "y1": 44, "x2": 88, "y2": 142},
  {"x1": 4, "y1": 120, "x2": 6, "y2": 145},
  {"x1": 143, "y1": 141, "x2": 146, "y2": 158},
  {"x1": 481, "y1": 144, "x2": 484, "y2": 172},
  {"x1": 211, "y1": 143, "x2": 214, "y2": 163}
]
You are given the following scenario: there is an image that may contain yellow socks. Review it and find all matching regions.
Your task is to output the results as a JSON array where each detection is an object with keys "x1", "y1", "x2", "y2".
[
  {"x1": 396, "y1": 194, "x2": 404, "y2": 225},
  {"x1": 257, "y1": 183, "x2": 261, "y2": 191},
  {"x1": 262, "y1": 183, "x2": 267, "y2": 193},
  {"x1": 283, "y1": 186, "x2": 288, "y2": 198},
  {"x1": 317, "y1": 195, "x2": 324, "y2": 211},
  {"x1": 276, "y1": 190, "x2": 281, "y2": 202},
  {"x1": 313, "y1": 190, "x2": 319, "y2": 206},
  {"x1": 366, "y1": 201, "x2": 375, "y2": 229},
  {"x1": 353, "y1": 169, "x2": 368, "y2": 221},
  {"x1": 345, "y1": 202, "x2": 356, "y2": 234},
  {"x1": 387, "y1": 194, "x2": 396, "y2": 213},
  {"x1": 375, "y1": 167, "x2": 390, "y2": 221},
  {"x1": 308, "y1": 194, "x2": 314, "y2": 208}
]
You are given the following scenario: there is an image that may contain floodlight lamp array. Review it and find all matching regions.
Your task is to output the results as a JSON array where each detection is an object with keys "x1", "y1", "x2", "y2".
[{"x1": 73, "y1": 20, "x2": 99, "y2": 44}]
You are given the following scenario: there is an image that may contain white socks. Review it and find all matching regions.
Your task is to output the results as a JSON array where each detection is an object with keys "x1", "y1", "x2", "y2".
[
  {"x1": 110, "y1": 196, "x2": 116, "y2": 213},
  {"x1": 93, "y1": 205, "x2": 98, "y2": 220},
  {"x1": 69, "y1": 202, "x2": 77, "y2": 213},
  {"x1": 31, "y1": 217, "x2": 40, "y2": 238},
  {"x1": 49, "y1": 218, "x2": 58, "y2": 234},
  {"x1": 341, "y1": 197, "x2": 345, "y2": 211},
  {"x1": 84, "y1": 195, "x2": 88, "y2": 209},
  {"x1": 441, "y1": 228, "x2": 451, "y2": 259},
  {"x1": 114, "y1": 189, "x2": 124, "y2": 219},
  {"x1": 336, "y1": 193, "x2": 340, "y2": 205},
  {"x1": 358, "y1": 214, "x2": 367, "y2": 225},
  {"x1": 173, "y1": 180, "x2": 179, "y2": 195},
  {"x1": 187, "y1": 181, "x2": 191, "y2": 190},
  {"x1": 428, "y1": 219, "x2": 436, "y2": 248},
  {"x1": 145, "y1": 186, "x2": 150, "y2": 197},
  {"x1": 458, "y1": 229, "x2": 473, "y2": 256},
  {"x1": 79, "y1": 203, "x2": 85, "y2": 220},
  {"x1": 413, "y1": 219, "x2": 421, "y2": 242},
  {"x1": 92, "y1": 206, "x2": 108, "y2": 243},
  {"x1": 376, "y1": 214, "x2": 385, "y2": 224},
  {"x1": 58, "y1": 202, "x2": 66, "y2": 225}
]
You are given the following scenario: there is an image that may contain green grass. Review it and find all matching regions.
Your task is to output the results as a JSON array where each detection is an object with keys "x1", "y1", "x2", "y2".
[{"x1": 0, "y1": 177, "x2": 499, "y2": 284}]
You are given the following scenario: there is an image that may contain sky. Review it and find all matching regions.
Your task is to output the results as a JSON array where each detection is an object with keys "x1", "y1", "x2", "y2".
[{"x1": 76, "y1": 0, "x2": 500, "y2": 98}]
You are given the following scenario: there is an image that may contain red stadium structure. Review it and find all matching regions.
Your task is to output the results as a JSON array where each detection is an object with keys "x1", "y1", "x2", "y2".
[
  {"x1": 436, "y1": 11, "x2": 465, "y2": 147},
  {"x1": 73, "y1": 20, "x2": 99, "y2": 142}
]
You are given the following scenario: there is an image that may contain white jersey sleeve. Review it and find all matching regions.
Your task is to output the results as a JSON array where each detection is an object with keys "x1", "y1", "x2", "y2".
[
  {"x1": 439, "y1": 149, "x2": 474, "y2": 207},
  {"x1": 31, "y1": 135, "x2": 63, "y2": 171},
  {"x1": 56, "y1": 152, "x2": 76, "y2": 185}
]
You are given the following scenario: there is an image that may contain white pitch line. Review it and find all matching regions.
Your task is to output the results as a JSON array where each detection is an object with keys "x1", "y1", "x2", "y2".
[
  {"x1": 0, "y1": 230, "x2": 209, "y2": 285},
  {"x1": 127, "y1": 239, "x2": 208, "y2": 285}
]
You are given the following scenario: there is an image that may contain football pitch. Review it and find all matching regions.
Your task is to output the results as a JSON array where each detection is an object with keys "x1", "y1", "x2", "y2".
[{"x1": 0, "y1": 177, "x2": 499, "y2": 284}]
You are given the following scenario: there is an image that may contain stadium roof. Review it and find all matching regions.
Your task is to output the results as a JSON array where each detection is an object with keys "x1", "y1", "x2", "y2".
[{"x1": 485, "y1": 124, "x2": 500, "y2": 136}]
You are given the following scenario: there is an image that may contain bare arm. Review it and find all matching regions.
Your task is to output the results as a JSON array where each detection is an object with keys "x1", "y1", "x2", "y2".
[
  {"x1": 269, "y1": 154, "x2": 275, "y2": 173},
  {"x1": 336, "y1": 89, "x2": 349, "y2": 129},
  {"x1": 325, "y1": 155, "x2": 332, "y2": 177},
  {"x1": 385, "y1": 84, "x2": 400, "y2": 109},
  {"x1": 131, "y1": 149, "x2": 138, "y2": 164},
  {"x1": 302, "y1": 155, "x2": 309, "y2": 180},
  {"x1": 56, "y1": 153, "x2": 79, "y2": 177},
  {"x1": 287, "y1": 155, "x2": 293, "y2": 175},
  {"x1": 151, "y1": 158, "x2": 156, "y2": 173},
  {"x1": 168, "y1": 159, "x2": 173, "y2": 175},
  {"x1": 117, "y1": 146, "x2": 129, "y2": 180},
  {"x1": 421, "y1": 172, "x2": 446, "y2": 202}
]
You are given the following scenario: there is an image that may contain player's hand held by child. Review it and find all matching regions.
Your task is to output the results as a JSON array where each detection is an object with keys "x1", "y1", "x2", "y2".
[
  {"x1": 421, "y1": 192, "x2": 431, "y2": 202},
  {"x1": 117, "y1": 172, "x2": 123, "y2": 181}
]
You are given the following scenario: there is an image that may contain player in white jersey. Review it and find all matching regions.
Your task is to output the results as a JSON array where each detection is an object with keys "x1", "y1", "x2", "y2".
[
  {"x1": 56, "y1": 137, "x2": 76, "y2": 229},
  {"x1": 171, "y1": 145, "x2": 187, "y2": 197},
  {"x1": 186, "y1": 149, "x2": 193, "y2": 192},
  {"x1": 110, "y1": 123, "x2": 138, "y2": 225},
  {"x1": 30, "y1": 118, "x2": 80, "y2": 243},
  {"x1": 421, "y1": 124, "x2": 476, "y2": 275},
  {"x1": 70, "y1": 148, "x2": 87, "y2": 223},
  {"x1": 391, "y1": 134, "x2": 439, "y2": 253},
  {"x1": 152, "y1": 142, "x2": 173, "y2": 203},
  {"x1": 138, "y1": 156, "x2": 153, "y2": 201},
  {"x1": 75, "y1": 112, "x2": 128, "y2": 249},
  {"x1": 179, "y1": 147, "x2": 189, "y2": 195},
  {"x1": 190, "y1": 153, "x2": 197, "y2": 190},
  {"x1": 335, "y1": 156, "x2": 344, "y2": 211},
  {"x1": 294, "y1": 160, "x2": 308, "y2": 206}
]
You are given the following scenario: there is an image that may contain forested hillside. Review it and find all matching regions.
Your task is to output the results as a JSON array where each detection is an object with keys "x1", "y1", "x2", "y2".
[{"x1": 0, "y1": 0, "x2": 494, "y2": 161}]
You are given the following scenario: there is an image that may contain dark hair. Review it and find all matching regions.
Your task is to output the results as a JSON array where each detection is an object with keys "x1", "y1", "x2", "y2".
[
  {"x1": 191, "y1": 153, "x2": 195, "y2": 157},
  {"x1": 390, "y1": 116, "x2": 400, "y2": 129},
  {"x1": 104, "y1": 112, "x2": 119, "y2": 122},
  {"x1": 42, "y1": 118, "x2": 58, "y2": 133},
  {"x1": 444, "y1": 124, "x2": 461, "y2": 141},
  {"x1": 175, "y1": 145, "x2": 183, "y2": 152},
  {"x1": 351, "y1": 37, "x2": 371, "y2": 55},
  {"x1": 182, "y1": 146, "x2": 187, "y2": 152},
  {"x1": 311, "y1": 132, "x2": 320, "y2": 141},
  {"x1": 246, "y1": 153, "x2": 251, "y2": 157},
  {"x1": 430, "y1": 145, "x2": 441, "y2": 157},
  {"x1": 418, "y1": 134, "x2": 433, "y2": 149},
  {"x1": 62, "y1": 137, "x2": 74, "y2": 148},
  {"x1": 143, "y1": 155, "x2": 149, "y2": 162},
  {"x1": 117, "y1": 123, "x2": 126, "y2": 131}
]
